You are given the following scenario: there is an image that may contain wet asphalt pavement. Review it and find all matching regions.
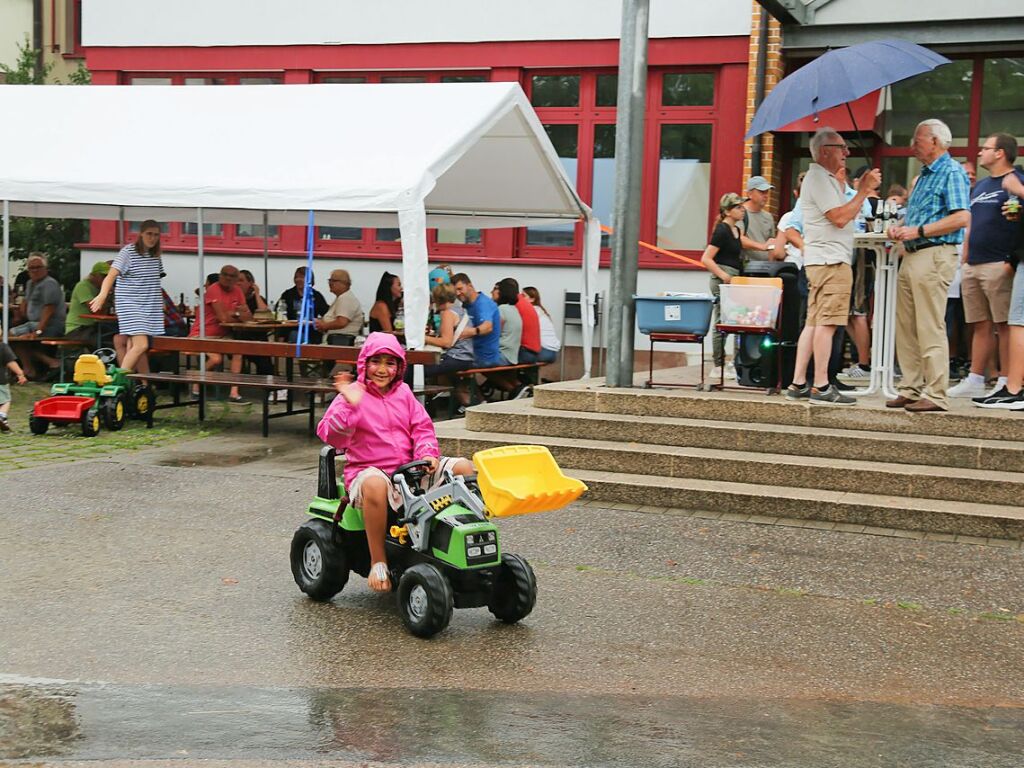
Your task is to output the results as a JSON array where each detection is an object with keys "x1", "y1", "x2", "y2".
[{"x1": 1, "y1": 434, "x2": 1023, "y2": 766}]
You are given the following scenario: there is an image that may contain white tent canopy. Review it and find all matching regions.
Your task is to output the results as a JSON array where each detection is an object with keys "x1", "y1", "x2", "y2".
[{"x1": 0, "y1": 82, "x2": 599, "y2": 370}]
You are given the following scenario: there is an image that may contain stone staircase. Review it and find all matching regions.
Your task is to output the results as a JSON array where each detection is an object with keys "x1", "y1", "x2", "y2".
[{"x1": 435, "y1": 380, "x2": 1024, "y2": 540}]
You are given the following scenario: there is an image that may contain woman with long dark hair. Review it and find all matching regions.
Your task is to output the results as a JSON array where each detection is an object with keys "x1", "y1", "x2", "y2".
[
  {"x1": 89, "y1": 220, "x2": 165, "y2": 373},
  {"x1": 369, "y1": 271, "x2": 403, "y2": 335}
]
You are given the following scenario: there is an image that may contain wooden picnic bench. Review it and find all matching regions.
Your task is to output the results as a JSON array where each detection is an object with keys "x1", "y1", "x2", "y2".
[
  {"x1": 7, "y1": 336, "x2": 91, "y2": 382},
  {"x1": 138, "y1": 336, "x2": 441, "y2": 436}
]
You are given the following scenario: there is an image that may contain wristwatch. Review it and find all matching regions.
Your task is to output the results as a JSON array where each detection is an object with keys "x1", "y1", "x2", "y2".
[{"x1": 918, "y1": 224, "x2": 926, "y2": 239}]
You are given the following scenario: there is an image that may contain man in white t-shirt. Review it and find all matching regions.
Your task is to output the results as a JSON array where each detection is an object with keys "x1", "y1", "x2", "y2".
[
  {"x1": 316, "y1": 269, "x2": 364, "y2": 345},
  {"x1": 786, "y1": 127, "x2": 880, "y2": 405}
]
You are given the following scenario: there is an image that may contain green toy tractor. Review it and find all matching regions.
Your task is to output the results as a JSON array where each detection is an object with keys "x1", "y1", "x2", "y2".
[
  {"x1": 34, "y1": 348, "x2": 155, "y2": 433},
  {"x1": 291, "y1": 445, "x2": 586, "y2": 638}
]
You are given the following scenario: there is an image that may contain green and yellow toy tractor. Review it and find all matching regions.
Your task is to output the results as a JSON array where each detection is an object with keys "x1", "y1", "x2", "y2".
[
  {"x1": 291, "y1": 445, "x2": 586, "y2": 638},
  {"x1": 29, "y1": 349, "x2": 155, "y2": 436}
]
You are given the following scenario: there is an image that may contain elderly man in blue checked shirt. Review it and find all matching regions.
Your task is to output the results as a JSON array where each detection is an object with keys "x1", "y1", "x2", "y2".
[{"x1": 886, "y1": 119, "x2": 972, "y2": 412}]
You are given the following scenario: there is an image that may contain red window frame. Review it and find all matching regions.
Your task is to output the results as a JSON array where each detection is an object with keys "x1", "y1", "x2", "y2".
[{"x1": 523, "y1": 67, "x2": 726, "y2": 268}]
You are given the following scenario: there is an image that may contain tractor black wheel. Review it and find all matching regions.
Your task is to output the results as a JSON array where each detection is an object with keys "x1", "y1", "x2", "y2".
[
  {"x1": 290, "y1": 519, "x2": 349, "y2": 601},
  {"x1": 131, "y1": 385, "x2": 156, "y2": 419},
  {"x1": 101, "y1": 394, "x2": 127, "y2": 431},
  {"x1": 488, "y1": 553, "x2": 537, "y2": 624},
  {"x1": 397, "y1": 563, "x2": 453, "y2": 638},
  {"x1": 80, "y1": 407, "x2": 101, "y2": 437},
  {"x1": 28, "y1": 415, "x2": 49, "y2": 435}
]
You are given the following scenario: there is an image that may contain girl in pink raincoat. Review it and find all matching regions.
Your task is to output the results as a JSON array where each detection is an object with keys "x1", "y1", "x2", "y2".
[{"x1": 317, "y1": 332, "x2": 474, "y2": 592}]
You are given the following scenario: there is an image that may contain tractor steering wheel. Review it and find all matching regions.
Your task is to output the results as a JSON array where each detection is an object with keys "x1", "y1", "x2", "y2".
[
  {"x1": 94, "y1": 347, "x2": 117, "y2": 365},
  {"x1": 392, "y1": 459, "x2": 433, "y2": 488}
]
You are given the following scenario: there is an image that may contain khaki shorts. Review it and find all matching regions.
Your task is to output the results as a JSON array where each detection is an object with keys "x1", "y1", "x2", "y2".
[
  {"x1": 805, "y1": 263, "x2": 853, "y2": 326},
  {"x1": 348, "y1": 456, "x2": 465, "y2": 512},
  {"x1": 0, "y1": 384, "x2": 10, "y2": 406},
  {"x1": 961, "y1": 261, "x2": 1012, "y2": 324}
]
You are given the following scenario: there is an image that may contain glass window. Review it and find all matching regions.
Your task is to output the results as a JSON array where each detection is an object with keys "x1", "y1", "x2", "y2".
[
  {"x1": 527, "y1": 125, "x2": 578, "y2": 247},
  {"x1": 591, "y1": 124, "x2": 616, "y2": 247},
  {"x1": 530, "y1": 75, "x2": 579, "y2": 107},
  {"x1": 596, "y1": 74, "x2": 617, "y2": 107},
  {"x1": 319, "y1": 226, "x2": 362, "y2": 241},
  {"x1": 662, "y1": 73, "x2": 714, "y2": 107},
  {"x1": 130, "y1": 77, "x2": 171, "y2": 86},
  {"x1": 375, "y1": 228, "x2": 401, "y2": 241},
  {"x1": 319, "y1": 76, "x2": 368, "y2": 84},
  {"x1": 236, "y1": 223, "x2": 279, "y2": 238},
  {"x1": 436, "y1": 228, "x2": 482, "y2": 245},
  {"x1": 441, "y1": 75, "x2": 488, "y2": 83},
  {"x1": 238, "y1": 77, "x2": 281, "y2": 85},
  {"x1": 128, "y1": 220, "x2": 169, "y2": 234},
  {"x1": 981, "y1": 58, "x2": 1024, "y2": 147},
  {"x1": 880, "y1": 156, "x2": 924, "y2": 199},
  {"x1": 381, "y1": 76, "x2": 427, "y2": 84},
  {"x1": 883, "y1": 60, "x2": 972, "y2": 147},
  {"x1": 184, "y1": 77, "x2": 226, "y2": 85},
  {"x1": 182, "y1": 222, "x2": 224, "y2": 237},
  {"x1": 656, "y1": 124, "x2": 713, "y2": 251}
]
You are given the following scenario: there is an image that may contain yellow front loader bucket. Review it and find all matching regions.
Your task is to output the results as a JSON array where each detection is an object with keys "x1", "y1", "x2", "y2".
[{"x1": 472, "y1": 445, "x2": 587, "y2": 517}]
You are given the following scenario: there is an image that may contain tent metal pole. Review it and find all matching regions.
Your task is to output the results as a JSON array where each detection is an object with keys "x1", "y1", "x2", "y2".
[
  {"x1": 605, "y1": 0, "x2": 649, "y2": 388},
  {"x1": 118, "y1": 207, "x2": 124, "y2": 244},
  {"x1": 2, "y1": 200, "x2": 9, "y2": 345},
  {"x1": 262, "y1": 211, "x2": 269, "y2": 296},
  {"x1": 197, "y1": 209, "x2": 206, "y2": 374}
]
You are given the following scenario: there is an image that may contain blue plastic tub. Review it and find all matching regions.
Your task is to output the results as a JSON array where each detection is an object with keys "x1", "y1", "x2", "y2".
[{"x1": 633, "y1": 294, "x2": 714, "y2": 335}]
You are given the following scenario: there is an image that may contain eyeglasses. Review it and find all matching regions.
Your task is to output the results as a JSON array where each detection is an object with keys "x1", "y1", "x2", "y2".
[
  {"x1": 823, "y1": 143, "x2": 850, "y2": 152},
  {"x1": 27, "y1": 265, "x2": 45, "y2": 271}
]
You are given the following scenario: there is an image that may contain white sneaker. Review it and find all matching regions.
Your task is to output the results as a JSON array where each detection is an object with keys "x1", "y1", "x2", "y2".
[
  {"x1": 841, "y1": 364, "x2": 870, "y2": 379},
  {"x1": 709, "y1": 366, "x2": 723, "y2": 380},
  {"x1": 725, "y1": 362, "x2": 736, "y2": 380},
  {"x1": 947, "y1": 377, "x2": 987, "y2": 398}
]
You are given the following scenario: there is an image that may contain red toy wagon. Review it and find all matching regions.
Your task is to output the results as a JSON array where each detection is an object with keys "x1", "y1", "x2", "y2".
[{"x1": 30, "y1": 395, "x2": 101, "y2": 437}]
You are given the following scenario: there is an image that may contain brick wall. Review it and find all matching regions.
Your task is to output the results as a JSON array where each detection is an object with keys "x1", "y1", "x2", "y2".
[{"x1": 743, "y1": 1, "x2": 784, "y2": 214}]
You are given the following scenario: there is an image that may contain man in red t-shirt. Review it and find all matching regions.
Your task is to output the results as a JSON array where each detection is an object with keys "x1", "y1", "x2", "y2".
[
  {"x1": 189, "y1": 264, "x2": 252, "y2": 402},
  {"x1": 514, "y1": 291, "x2": 542, "y2": 363}
]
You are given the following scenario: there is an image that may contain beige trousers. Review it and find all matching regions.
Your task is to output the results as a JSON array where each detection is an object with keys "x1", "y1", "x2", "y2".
[{"x1": 895, "y1": 244, "x2": 958, "y2": 408}]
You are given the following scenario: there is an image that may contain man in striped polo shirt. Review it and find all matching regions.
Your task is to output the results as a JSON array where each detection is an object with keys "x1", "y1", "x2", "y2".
[{"x1": 887, "y1": 119, "x2": 971, "y2": 412}]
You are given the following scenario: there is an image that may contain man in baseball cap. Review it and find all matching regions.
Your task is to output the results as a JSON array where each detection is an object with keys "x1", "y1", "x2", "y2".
[
  {"x1": 65, "y1": 260, "x2": 113, "y2": 344},
  {"x1": 740, "y1": 176, "x2": 779, "y2": 264}
]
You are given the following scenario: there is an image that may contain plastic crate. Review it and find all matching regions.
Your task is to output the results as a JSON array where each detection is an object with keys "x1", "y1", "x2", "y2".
[
  {"x1": 718, "y1": 284, "x2": 781, "y2": 329},
  {"x1": 633, "y1": 294, "x2": 714, "y2": 335}
]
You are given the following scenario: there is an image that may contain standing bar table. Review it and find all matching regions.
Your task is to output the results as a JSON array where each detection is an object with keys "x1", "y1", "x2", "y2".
[{"x1": 849, "y1": 232, "x2": 899, "y2": 399}]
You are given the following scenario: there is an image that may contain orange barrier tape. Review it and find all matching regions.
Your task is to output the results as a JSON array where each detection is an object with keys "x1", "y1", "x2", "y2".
[{"x1": 598, "y1": 224, "x2": 707, "y2": 270}]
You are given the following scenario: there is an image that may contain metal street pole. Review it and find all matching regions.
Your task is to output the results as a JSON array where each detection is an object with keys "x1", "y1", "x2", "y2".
[{"x1": 605, "y1": 0, "x2": 649, "y2": 387}]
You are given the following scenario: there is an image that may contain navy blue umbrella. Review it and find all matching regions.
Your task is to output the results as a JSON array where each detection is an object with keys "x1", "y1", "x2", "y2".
[{"x1": 746, "y1": 40, "x2": 951, "y2": 140}]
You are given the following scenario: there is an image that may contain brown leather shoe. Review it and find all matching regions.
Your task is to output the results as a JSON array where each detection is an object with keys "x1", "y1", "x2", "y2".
[
  {"x1": 904, "y1": 398, "x2": 946, "y2": 412},
  {"x1": 885, "y1": 396, "x2": 916, "y2": 408}
]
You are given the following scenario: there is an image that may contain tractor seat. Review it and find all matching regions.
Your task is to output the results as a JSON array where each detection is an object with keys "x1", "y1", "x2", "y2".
[{"x1": 73, "y1": 354, "x2": 111, "y2": 386}]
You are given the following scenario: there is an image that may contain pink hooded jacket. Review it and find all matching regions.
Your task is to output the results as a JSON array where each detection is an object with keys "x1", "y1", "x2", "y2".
[{"x1": 316, "y1": 332, "x2": 440, "y2": 488}]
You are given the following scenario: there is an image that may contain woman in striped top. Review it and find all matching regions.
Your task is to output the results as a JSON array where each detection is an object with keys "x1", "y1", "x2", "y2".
[{"x1": 90, "y1": 220, "x2": 165, "y2": 373}]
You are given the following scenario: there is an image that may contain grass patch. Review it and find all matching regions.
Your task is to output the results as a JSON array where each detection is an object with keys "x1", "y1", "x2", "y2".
[
  {"x1": 776, "y1": 587, "x2": 805, "y2": 597},
  {"x1": 896, "y1": 601, "x2": 923, "y2": 611},
  {"x1": 862, "y1": 598, "x2": 879, "y2": 607},
  {"x1": 977, "y1": 611, "x2": 1016, "y2": 623}
]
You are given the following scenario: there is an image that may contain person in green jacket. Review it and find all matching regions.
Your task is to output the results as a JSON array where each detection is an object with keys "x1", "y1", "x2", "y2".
[{"x1": 65, "y1": 261, "x2": 112, "y2": 345}]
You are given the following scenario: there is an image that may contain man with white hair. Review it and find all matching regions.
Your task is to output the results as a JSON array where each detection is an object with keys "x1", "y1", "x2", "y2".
[
  {"x1": 887, "y1": 119, "x2": 971, "y2": 412},
  {"x1": 785, "y1": 128, "x2": 880, "y2": 404}
]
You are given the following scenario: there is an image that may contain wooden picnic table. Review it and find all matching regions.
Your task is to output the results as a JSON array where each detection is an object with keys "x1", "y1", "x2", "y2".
[{"x1": 79, "y1": 312, "x2": 118, "y2": 348}]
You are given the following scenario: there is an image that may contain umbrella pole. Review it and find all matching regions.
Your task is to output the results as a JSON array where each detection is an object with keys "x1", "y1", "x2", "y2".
[{"x1": 845, "y1": 102, "x2": 872, "y2": 168}]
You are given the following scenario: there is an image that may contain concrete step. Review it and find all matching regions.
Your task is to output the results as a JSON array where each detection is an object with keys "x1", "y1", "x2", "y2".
[
  {"x1": 461, "y1": 399, "x2": 1024, "y2": 473},
  {"x1": 569, "y1": 469, "x2": 1024, "y2": 541},
  {"x1": 531, "y1": 382, "x2": 1024, "y2": 443},
  {"x1": 437, "y1": 424, "x2": 1024, "y2": 509}
]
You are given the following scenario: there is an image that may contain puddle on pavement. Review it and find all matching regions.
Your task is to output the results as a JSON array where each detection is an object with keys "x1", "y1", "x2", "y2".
[
  {"x1": 2, "y1": 681, "x2": 1023, "y2": 766},
  {"x1": 156, "y1": 452, "x2": 271, "y2": 468}
]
